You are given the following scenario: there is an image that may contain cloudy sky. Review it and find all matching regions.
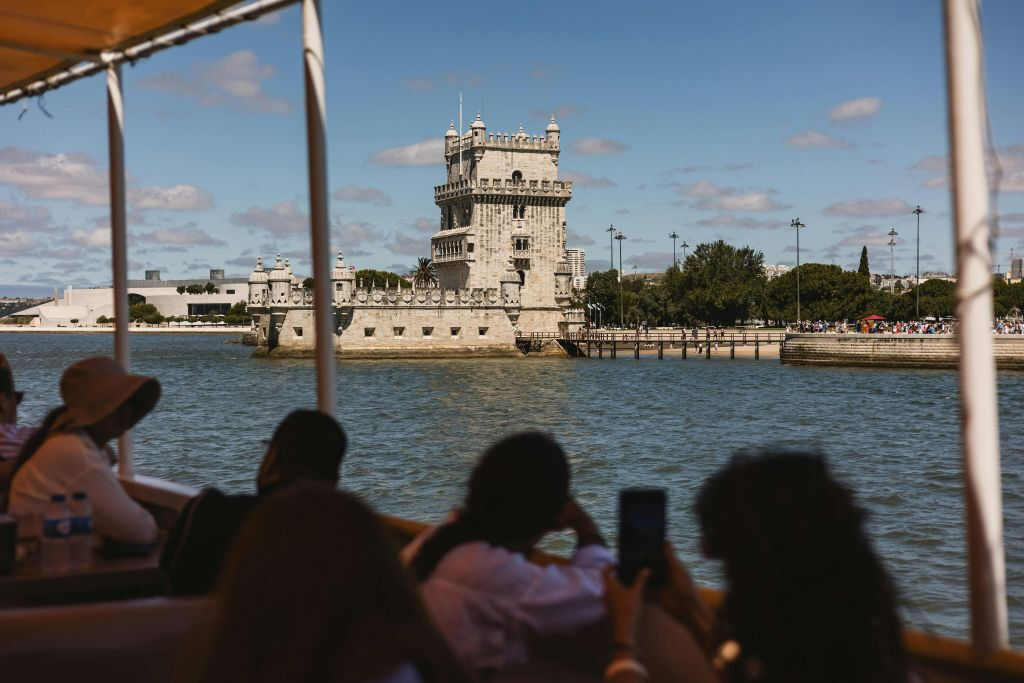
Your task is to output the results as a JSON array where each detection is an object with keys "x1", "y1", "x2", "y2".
[{"x1": 1, "y1": 0, "x2": 1023, "y2": 295}]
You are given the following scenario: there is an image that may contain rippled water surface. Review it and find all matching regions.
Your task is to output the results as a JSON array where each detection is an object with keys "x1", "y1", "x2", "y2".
[{"x1": 6, "y1": 332, "x2": 1024, "y2": 645}]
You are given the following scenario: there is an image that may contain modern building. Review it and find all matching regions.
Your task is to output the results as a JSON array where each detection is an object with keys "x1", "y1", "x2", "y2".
[
  {"x1": 7, "y1": 269, "x2": 249, "y2": 327},
  {"x1": 763, "y1": 264, "x2": 791, "y2": 280},
  {"x1": 249, "y1": 114, "x2": 585, "y2": 357},
  {"x1": 565, "y1": 248, "x2": 586, "y2": 290}
]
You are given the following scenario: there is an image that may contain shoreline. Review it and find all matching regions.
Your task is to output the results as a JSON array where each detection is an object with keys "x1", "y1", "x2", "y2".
[{"x1": 0, "y1": 326, "x2": 248, "y2": 334}]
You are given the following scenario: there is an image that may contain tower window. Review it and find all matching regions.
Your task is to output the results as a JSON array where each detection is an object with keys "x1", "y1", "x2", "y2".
[
  {"x1": 512, "y1": 170, "x2": 523, "y2": 183},
  {"x1": 517, "y1": 270, "x2": 526, "y2": 286}
]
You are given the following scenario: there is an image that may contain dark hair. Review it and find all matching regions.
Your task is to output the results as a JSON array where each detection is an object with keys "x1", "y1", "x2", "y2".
[
  {"x1": 202, "y1": 487, "x2": 472, "y2": 683},
  {"x1": 1, "y1": 406, "x2": 68, "y2": 512},
  {"x1": 257, "y1": 410, "x2": 347, "y2": 494},
  {"x1": 696, "y1": 452, "x2": 906, "y2": 683},
  {"x1": 411, "y1": 431, "x2": 569, "y2": 581}
]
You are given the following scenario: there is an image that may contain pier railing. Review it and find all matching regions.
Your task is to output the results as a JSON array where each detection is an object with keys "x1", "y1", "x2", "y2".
[{"x1": 518, "y1": 330, "x2": 786, "y2": 344}]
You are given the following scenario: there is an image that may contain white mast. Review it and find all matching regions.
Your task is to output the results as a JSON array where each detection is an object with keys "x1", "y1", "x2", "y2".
[
  {"x1": 459, "y1": 92, "x2": 463, "y2": 179},
  {"x1": 944, "y1": 0, "x2": 1007, "y2": 651}
]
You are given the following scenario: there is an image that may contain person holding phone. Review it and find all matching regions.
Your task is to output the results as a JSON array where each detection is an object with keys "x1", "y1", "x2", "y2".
[{"x1": 402, "y1": 431, "x2": 613, "y2": 676}]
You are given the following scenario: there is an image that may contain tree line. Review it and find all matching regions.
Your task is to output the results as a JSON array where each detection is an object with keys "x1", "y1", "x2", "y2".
[{"x1": 583, "y1": 239, "x2": 1024, "y2": 327}]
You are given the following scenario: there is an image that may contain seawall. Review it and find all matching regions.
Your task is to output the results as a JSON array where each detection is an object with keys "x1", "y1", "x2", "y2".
[{"x1": 780, "y1": 333, "x2": 1024, "y2": 370}]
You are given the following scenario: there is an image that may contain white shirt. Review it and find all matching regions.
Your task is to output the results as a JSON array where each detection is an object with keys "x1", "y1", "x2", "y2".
[
  {"x1": 9, "y1": 431, "x2": 157, "y2": 545},
  {"x1": 401, "y1": 528, "x2": 614, "y2": 673}
]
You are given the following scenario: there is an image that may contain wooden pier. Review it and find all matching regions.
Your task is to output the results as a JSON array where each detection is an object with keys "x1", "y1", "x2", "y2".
[{"x1": 516, "y1": 330, "x2": 785, "y2": 359}]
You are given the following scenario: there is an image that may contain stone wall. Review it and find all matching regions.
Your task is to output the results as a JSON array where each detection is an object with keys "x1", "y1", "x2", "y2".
[{"x1": 780, "y1": 334, "x2": 1024, "y2": 370}]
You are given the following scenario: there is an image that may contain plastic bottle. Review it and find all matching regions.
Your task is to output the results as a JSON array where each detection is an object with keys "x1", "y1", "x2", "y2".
[
  {"x1": 41, "y1": 493, "x2": 71, "y2": 573},
  {"x1": 68, "y1": 491, "x2": 93, "y2": 570}
]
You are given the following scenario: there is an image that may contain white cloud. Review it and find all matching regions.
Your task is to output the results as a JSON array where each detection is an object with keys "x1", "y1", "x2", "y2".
[
  {"x1": 137, "y1": 224, "x2": 225, "y2": 246},
  {"x1": 0, "y1": 147, "x2": 108, "y2": 205},
  {"x1": 571, "y1": 138, "x2": 628, "y2": 156},
  {"x1": 829, "y1": 97, "x2": 882, "y2": 123},
  {"x1": 567, "y1": 228, "x2": 595, "y2": 246},
  {"x1": 624, "y1": 252, "x2": 674, "y2": 269},
  {"x1": 0, "y1": 229, "x2": 38, "y2": 255},
  {"x1": 911, "y1": 144, "x2": 1024, "y2": 192},
  {"x1": 331, "y1": 185, "x2": 392, "y2": 206},
  {"x1": 0, "y1": 200, "x2": 53, "y2": 232},
  {"x1": 70, "y1": 227, "x2": 111, "y2": 248},
  {"x1": 561, "y1": 171, "x2": 616, "y2": 188},
  {"x1": 823, "y1": 198, "x2": 913, "y2": 217},
  {"x1": 410, "y1": 217, "x2": 436, "y2": 233},
  {"x1": 334, "y1": 220, "x2": 383, "y2": 245},
  {"x1": 385, "y1": 232, "x2": 425, "y2": 256},
  {"x1": 694, "y1": 214, "x2": 787, "y2": 230},
  {"x1": 678, "y1": 179, "x2": 788, "y2": 212},
  {"x1": 231, "y1": 201, "x2": 308, "y2": 235},
  {"x1": 138, "y1": 50, "x2": 289, "y2": 115},
  {"x1": 366, "y1": 139, "x2": 444, "y2": 167},
  {"x1": 129, "y1": 184, "x2": 214, "y2": 211},
  {"x1": 786, "y1": 130, "x2": 855, "y2": 150}
]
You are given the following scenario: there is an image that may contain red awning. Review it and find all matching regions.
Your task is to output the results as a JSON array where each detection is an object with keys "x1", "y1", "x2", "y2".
[{"x1": 861, "y1": 314, "x2": 887, "y2": 321}]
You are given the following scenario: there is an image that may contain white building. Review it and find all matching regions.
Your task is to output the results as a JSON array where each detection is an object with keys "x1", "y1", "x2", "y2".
[
  {"x1": 763, "y1": 264, "x2": 790, "y2": 280},
  {"x1": 565, "y1": 248, "x2": 586, "y2": 290}
]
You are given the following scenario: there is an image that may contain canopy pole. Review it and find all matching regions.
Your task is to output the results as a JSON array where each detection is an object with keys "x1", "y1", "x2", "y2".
[
  {"x1": 944, "y1": 0, "x2": 1007, "y2": 651},
  {"x1": 106, "y1": 61, "x2": 133, "y2": 476},
  {"x1": 302, "y1": 0, "x2": 335, "y2": 414}
]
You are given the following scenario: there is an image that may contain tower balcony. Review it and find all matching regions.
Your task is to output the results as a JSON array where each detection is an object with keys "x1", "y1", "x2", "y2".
[
  {"x1": 512, "y1": 249, "x2": 531, "y2": 261},
  {"x1": 433, "y1": 252, "x2": 474, "y2": 264}
]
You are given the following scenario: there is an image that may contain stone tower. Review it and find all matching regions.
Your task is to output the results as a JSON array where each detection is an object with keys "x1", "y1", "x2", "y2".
[{"x1": 433, "y1": 113, "x2": 572, "y2": 331}]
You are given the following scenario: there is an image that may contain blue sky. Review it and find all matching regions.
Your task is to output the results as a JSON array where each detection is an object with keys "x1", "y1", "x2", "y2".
[{"x1": 2, "y1": 0, "x2": 1023, "y2": 296}]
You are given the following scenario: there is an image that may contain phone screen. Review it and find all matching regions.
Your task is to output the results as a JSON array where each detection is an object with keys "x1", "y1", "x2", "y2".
[{"x1": 617, "y1": 488, "x2": 667, "y2": 587}]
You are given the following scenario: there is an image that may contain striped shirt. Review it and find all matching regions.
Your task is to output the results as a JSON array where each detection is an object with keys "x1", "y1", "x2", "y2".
[{"x1": 0, "y1": 423, "x2": 33, "y2": 460}]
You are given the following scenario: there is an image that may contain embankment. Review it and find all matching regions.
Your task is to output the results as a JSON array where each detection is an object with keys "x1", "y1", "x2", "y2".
[{"x1": 780, "y1": 333, "x2": 1024, "y2": 370}]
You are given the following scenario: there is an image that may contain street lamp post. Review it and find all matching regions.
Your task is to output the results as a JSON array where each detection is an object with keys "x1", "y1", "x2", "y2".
[
  {"x1": 615, "y1": 230, "x2": 627, "y2": 326},
  {"x1": 887, "y1": 228, "x2": 899, "y2": 294},
  {"x1": 790, "y1": 218, "x2": 805, "y2": 323},
  {"x1": 606, "y1": 225, "x2": 616, "y2": 274},
  {"x1": 632, "y1": 264, "x2": 638, "y2": 280},
  {"x1": 669, "y1": 231, "x2": 679, "y2": 266},
  {"x1": 913, "y1": 205, "x2": 925, "y2": 318},
  {"x1": 681, "y1": 240, "x2": 689, "y2": 266}
]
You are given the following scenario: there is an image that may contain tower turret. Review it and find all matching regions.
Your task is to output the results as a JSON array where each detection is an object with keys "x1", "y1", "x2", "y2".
[
  {"x1": 330, "y1": 251, "x2": 355, "y2": 305},
  {"x1": 545, "y1": 115, "x2": 560, "y2": 147},
  {"x1": 268, "y1": 254, "x2": 291, "y2": 305},
  {"x1": 500, "y1": 258, "x2": 522, "y2": 329},
  {"x1": 554, "y1": 257, "x2": 573, "y2": 308},
  {"x1": 444, "y1": 120, "x2": 458, "y2": 154},
  {"x1": 247, "y1": 257, "x2": 269, "y2": 307},
  {"x1": 470, "y1": 112, "x2": 486, "y2": 145}
]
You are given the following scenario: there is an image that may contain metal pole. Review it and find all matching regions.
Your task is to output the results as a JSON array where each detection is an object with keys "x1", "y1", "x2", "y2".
[
  {"x1": 303, "y1": 0, "x2": 335, "y2": 415},
  {"x1": 791, "y1": 219, "x2": 804, "y2": 324},
  {"x1": 106, "y1": 61, "x2": 132, "y2": 476},
  {"x1": 607, "y1": 225, "x2": 615, "y2": 274},
  {"x1": 914, "y1": 205, "x2": 924, "y2": 318},
  {"x1": 669, "y1": 231, "x2": 678, "y2": 266},
  {"x1": 945, "y1": 0, "x2": 1007, "y2": 651},
  {"x1": 887, "y1": 228, "x2": 899, "y2": 294}
]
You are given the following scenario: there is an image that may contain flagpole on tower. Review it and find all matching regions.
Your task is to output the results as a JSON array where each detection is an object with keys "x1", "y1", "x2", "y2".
[{"x1": 459, "y1": 92, "x2": 463, "y2": 179}]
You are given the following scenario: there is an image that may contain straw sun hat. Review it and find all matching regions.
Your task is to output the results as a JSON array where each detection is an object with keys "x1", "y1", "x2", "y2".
[{"x1": 53, "y1": 357, "x2": 161, "y2": 432}]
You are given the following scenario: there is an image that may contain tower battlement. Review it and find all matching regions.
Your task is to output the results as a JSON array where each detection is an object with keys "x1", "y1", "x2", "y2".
[{"x1": 433, "y1": 178, "x2": 573, "y2": 201}]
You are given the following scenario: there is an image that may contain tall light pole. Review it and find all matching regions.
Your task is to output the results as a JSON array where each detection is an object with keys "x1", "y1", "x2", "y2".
[
  {"x1": 887, "y1": 228, "x2": 899, "y2": 294},
  {"x1": 913, "y1": 205, "x2": 925, "y2": 318},
  {"x1": 790, "y1": 218, "x2": 805, "y2": 323},
  {"x1": 606, "y1": 224, "x2": 616, "y2": 274},
  {"x1": 669, "y1": 231, "x2": 679, "y2": 267},
  {"x1": 681, "y1": 240, "x2": 689, "y2": 265},
  {"x1": 615, "y1": 230, "x2": 627, "y2": 326},
  {"x1": 632, "y1": 264, "x2": 638, "y2": 280}
]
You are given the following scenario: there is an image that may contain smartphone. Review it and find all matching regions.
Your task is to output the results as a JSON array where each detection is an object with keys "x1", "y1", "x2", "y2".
[{"x1": 617, "y1": 488, "x2": 667, "y2": 587}]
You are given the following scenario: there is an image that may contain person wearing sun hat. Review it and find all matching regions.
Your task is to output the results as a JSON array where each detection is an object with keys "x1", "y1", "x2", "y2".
[{"x1": 7, "y1": 357, "x2": 160, "y2": 545}]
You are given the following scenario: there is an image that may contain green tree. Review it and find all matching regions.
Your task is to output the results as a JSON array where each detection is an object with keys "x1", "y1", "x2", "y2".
[
  {"x1": 130, "y1": 302, "x2": 164, "y2": 324},
  {"x1": 176, "y1": 285, "x2": 187, "y2": 294},
  {"x1": 354, "y1": 269, "x2": 411, "y2": 289},
  {"x1": 302, "y1": 277, "x2": 314, "y2": 290},
  {"x1": 667, "y1": 240, "x2": 765, "y2": 326},
  {"x1": 411, "y1": 257, "x2": 438, "y2": 287},
  {"x1": 584, "y1": 270, "x2": 621, "y2": 325},
  {"x1": 890, "y1": 279, "x2": 955, "y2": 320},
  {"x1": 766, "y1": 263, "x2": 876, "y2": 322},
  {"x1": 994, "y1": 280, "x2": 1024, "y2": 318},
  {"x1": 224, "y1": 301, "x2": 252, "y2": 325},
  {"x1": 204, "y1": 281, "x2": 216, "y2": 294},
  {"x1": 858, "y1": 246, "x2": 870, "y2": 279},
  {"x1": 185, "y1": 283, "x2": 205, "y2": 294},
  {"x1": 96, "y1": 315, "x2": 109, "y2": 324},
  {"x1": 128, "y1": 293, "x2": 146, "y2": 305}
]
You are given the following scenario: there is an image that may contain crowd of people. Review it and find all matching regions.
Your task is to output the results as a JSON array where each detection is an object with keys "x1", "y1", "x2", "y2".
[
  {"x1": 786, "y1": 319, "x2": 956, "y2": 334},
  {"x1": 0, "y1": 353, "x2": 912, "y2": 682}
]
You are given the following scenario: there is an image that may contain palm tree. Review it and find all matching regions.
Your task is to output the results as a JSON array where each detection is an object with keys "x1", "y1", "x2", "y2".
[{"x1": 411, "y1": 257, "x2": 438, "y2": 287}]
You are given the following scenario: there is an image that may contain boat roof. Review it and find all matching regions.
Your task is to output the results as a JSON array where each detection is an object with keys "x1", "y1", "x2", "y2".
[{"x1": 0, "y1": 0, "x2": 239, "y2": 101}]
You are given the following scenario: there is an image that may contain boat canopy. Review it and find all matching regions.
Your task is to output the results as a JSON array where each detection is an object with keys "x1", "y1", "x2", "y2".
[{"x1": 0, "y1": 1, "x2": 239, "y2": 100}]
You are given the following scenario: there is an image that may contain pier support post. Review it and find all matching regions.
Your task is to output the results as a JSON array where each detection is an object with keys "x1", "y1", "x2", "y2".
[
  {"x1": 634, "y1": 341, "x2": 639, "y2": 359},
  {"x1": 730, "y1": 340, "x2": 735, "y2": 359},
  {"x1": 682, "y1": 340, "x2": 687, "y2": 359},
  {"x1": 587, "y1": 340, "x2": 591, "y2": 358},
  {"x1": 705, "y1": 342, "x2": 711, "y2": 359},
  {"x1": 598, "y1": 342, "x2": 603, "y2": 359},
  {"x1": 658, "y1": 341, "x2": 664, "y2": 359},
  {"x1": 611, "y1": 341, "x2": 616, "y2": 359},
  {"x1": 755, "y1": 341, "x2": 759, "y2": 359}
]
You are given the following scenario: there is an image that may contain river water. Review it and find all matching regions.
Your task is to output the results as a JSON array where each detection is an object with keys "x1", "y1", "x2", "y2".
[{"x1": 5, "y1": 332, "x2": 1023, "y2": 646}]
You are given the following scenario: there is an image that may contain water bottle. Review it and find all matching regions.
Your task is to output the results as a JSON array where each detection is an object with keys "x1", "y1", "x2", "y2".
[
  {"x1": 41, "y1": 494, "x2": 71, "y2": 574},
  {"x1": 68, "y1": 491, "x2": 93, "y2": 570}
]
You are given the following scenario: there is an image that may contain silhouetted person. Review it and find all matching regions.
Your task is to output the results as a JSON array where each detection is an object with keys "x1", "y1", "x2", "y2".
[
  {"x1": 695, "y1": 453, "x2": 906, "y2": 682},
  {"x1": 403, "y1": 431, "x2": 612, "y2": 676},
  {"x1": 161, "y1": 409, "x2": 346, "y2": 595},
  {"x1": 202, "y1": 486, "x2": 471, "y2": 683}
]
